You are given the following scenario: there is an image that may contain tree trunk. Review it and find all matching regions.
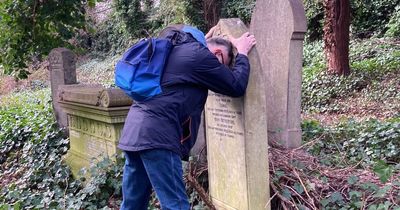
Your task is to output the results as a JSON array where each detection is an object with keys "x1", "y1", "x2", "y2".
[
  {"x1": 323, "y1": 0, "x2": 350, "y2": 76},
  {"x1": 203, "y1": 0, "x2": 222, "y2": 29}
]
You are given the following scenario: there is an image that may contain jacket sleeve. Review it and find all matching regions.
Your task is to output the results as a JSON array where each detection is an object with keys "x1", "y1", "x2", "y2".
[{"x1": 190, "y1": 47, "x2": 250, "y2": 97}]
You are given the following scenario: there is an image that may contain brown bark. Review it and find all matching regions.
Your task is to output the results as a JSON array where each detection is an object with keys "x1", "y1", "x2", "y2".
[
  {"x1": 203, "y1": 0, "x2": 222, "y2": 29},
  {"x1": 323, "y1": 0, "x2": 351, "y2": 76}
]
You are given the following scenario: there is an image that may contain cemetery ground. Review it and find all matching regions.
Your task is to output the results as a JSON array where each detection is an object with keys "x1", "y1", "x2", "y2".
[{"x1": 0, "y1": 37, "x2": 399, "y2": 209}]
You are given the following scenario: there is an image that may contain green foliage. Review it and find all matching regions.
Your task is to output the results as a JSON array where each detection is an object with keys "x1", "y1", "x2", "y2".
[
  {"x1": 385, "y1": 5, "x2": 400, "y2": 38},
  {"x1": 180, "y1": 0, "x2": 207, "y2": 31},
  {"x1": 221, "y1": 0, "x2": 255, "y2": 25},
  {"x1": 114, "y1": 0, "x2": 151, "y2": 36},
  {"x1": 0, "y1": 89, "x2": 55, "y2": 145},
  {"x1": 373, "y1": 160, "x2": 394, "y2": 183},
  {"x1": 300, "y1": 118, "x2": 400, "y2": 209},
  {"x1": 89, "y1": 15, "x2": 134, "y2": 56},
  {"x1": 302, "y1": 38, "x2": 400, "y2": 113},
  {"x1": 0, "y1": 89, "x2": 72, "y2": 208},
  {"x1": 0, "y1": 0, "x2": 87, "y2": 78},
  {"x1": 302, "y1": 0, "x2": 400, "y2": 40},
  {"x1": 149, "y1": 0, "x2": 187, "y2": 29},
  {"x1": 302, "y1": 118, "x2": 400, "y2": 167},
  {"x1": 272, "y1": 130, "x2": 400, "y2": 209},
  {"x1": 302, "y1": 40, "x2": 325, "y2": 75},
  {"x1": 351, "y1": 0, "x2": 400, "y2": 38},
  {"x1": 64, "y1": 155, "x2": 124, "y2": 209},
  {"x1": 149, "y1": 0, "x2": 206, "y2": 31},
  {"x1": 302, "y1": 69, "x2": 370, "y2": 112},
  {"x1": 303, "y1": 0, "x2": 324, "y2": 41}
]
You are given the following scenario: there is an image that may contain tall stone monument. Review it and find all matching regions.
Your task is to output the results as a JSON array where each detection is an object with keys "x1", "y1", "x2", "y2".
[
  {"x1": 48, "y1": 48, "x2": 77, "y2": 130},
  {"x1": 205, "y1": 19, "x2": 270, "y2": 210},
  {"x1": 250, "y1": 0, "x2": 307, "y2": 148}
]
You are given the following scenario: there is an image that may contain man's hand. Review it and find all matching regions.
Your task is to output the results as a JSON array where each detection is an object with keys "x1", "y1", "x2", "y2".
[
  {"x1": 205, "y1": 25, "x2": 218, "y2": 39},
  {"x1": 229, "y1": 32, "x2": 256, "y2": 56}
]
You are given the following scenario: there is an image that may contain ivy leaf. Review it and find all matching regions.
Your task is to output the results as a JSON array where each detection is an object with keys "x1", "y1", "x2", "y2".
[
  {"x1": 347, "y1": 175, "x2": 359, "y2": 185},
  {"x1": 373, "y1": 186, "x2": 391, "y2": 198},
  {"x1": 293, "y1": 182, "x2": 304, "y2": 195},
  {"x1": 329, "y1": 191, "x2": 344, "y2": 203},
  {"x1": 373, "y1": 160, "x2": 393, "y2": 183},
  {"x1": 282, "y1": 188, "x2": 292, "y2": 200},
  {"x1": 349, "y1": 190, "x2": 362, "y2": 199},
  {"x1": 320, "y1": 198, "x2": 330, "y2": 207}
]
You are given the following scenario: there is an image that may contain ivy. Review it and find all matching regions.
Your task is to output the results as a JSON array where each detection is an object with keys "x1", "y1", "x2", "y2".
[
  {"x1": 302, "y1": 118, "x2": 400, "y2": 167},
  {"x1": 302, "y1": 38, "x2": 400, "y2": 113}
]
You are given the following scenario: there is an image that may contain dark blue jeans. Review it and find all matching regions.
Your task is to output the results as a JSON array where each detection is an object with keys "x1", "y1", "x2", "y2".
[{"x1": 121, "y1": 149, "x2": 189, "y2": 210}]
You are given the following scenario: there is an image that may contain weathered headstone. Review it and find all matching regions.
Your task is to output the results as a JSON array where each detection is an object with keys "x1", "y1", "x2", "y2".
[
  {"x1": 250, "y1": 0, "x2": 307, "y2": 148},
  {"x1": 48, "y1": 48, "x2": 78, "y2": 130},
  {"x1": 59, "y1": 85, "x2": 132, "y2": 175},
  {"x1": 205, "y1": 19, "x2": 270, "y2": 210}
]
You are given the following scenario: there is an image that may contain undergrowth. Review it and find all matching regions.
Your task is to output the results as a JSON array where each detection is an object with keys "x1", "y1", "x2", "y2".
[
  {"x1": 302, "y1": 118, "x2": 400, "y2": 168},
  {"x1": 302, "y1": 38, "x2": 400, "y2": 114}
]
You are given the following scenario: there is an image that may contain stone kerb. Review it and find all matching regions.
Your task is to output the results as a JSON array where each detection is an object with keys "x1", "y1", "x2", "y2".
[
  {"x1": 59, "y1": 85, "x2": 132, "y2": 176},
  {"x1": 250, "y1": 0, "x2": 307, "y2": 148},
  {"x1": 205, "y1": 18, "x2": 270, "y2": 210},
  {"x1": 48, "y1": 48, "x2": 77, "y2": 131}
]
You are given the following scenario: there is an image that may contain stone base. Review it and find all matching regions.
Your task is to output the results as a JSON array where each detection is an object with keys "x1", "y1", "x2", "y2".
[{"x1": 59, "y1": 101, "x2": 130, "y2": 176}]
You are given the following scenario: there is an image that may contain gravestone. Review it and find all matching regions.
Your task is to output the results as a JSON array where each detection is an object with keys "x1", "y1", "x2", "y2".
[
  {"x1": 48, "y1": 48, "x2": 78, "y2": 130},
  {"x1": 59, "y1": 85, "x2": 132, "y2": 175},
  {"x1": 205, "y1": 19, "x2": 270, "y2": 210},
  {"x1": 250, "y1": 0, "x2": 307, "y2": 148}
]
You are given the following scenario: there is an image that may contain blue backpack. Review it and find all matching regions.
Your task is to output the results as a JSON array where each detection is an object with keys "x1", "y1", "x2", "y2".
[
  {"x1": 115, "y1": 38, "x2": 173, "y2": 101},
  {"x1": 115, "y1": 26, "x2": 206, "y2": 101}
]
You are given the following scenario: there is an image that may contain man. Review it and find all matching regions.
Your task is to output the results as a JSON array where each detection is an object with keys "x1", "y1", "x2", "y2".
[{"x1": 118, "y1": 25, "x2": 256, "y2": 210}]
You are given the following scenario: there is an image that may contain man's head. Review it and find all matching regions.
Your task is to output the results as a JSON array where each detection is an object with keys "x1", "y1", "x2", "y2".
[{"x1": 207, "y1": 37, "x2": 234, "y2": 66}]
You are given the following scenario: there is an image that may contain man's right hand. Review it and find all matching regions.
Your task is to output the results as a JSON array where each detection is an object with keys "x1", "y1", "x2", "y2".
[{"x1": 229, "y1": 32, "x2": 256, "y2": 56}]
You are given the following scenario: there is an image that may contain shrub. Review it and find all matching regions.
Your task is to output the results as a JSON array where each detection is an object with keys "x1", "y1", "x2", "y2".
[
  {"x1": 385, "y1": 5, "x2": 400, "y2": 38},
  {"x1": 221, "y1": 0, "x2": 255, "y2": 25},
  {"x1": 351, "y1": 0, "x2": 400, "y2": 38},
  {"x1": 89, "y1": 14, "x2": 135, "y2": 57},
  {"x1": 0, "y1": 0, "x2": 86, "y2": 78},
  {"x1": 303, "y1": 0, "x2": 324, "y2": 41}
]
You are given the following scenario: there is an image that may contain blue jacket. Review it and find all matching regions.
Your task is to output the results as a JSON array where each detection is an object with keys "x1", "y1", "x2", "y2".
[{"x1": 118, "y1": 32, "x2": 250, "y2": 160}]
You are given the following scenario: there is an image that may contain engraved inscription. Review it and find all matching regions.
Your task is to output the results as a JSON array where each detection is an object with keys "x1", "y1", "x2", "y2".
[
  {"x1": 206, "y1": 92, "x2": 244, "y2": 139},
  {"x1": 86, "y1": 137, "x2": 107, "y2": 159},
  {"x1": 68, "y1": 115, "x2": 113, "y2": 139}
]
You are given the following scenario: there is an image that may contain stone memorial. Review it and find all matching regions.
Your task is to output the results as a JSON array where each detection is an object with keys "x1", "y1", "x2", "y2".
[
  {"x1": 250, "y1": 0, "x2": 307, "y2": 148},
  {"x1": 205, "y1": 19, "x2": 270, "y2": 210},
  {"x1": 59, "y1": 85, "x2": 132, "y2": 175},
  {"x1": 48, "y1": 48, "x2": 78, "y2": 130}
]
